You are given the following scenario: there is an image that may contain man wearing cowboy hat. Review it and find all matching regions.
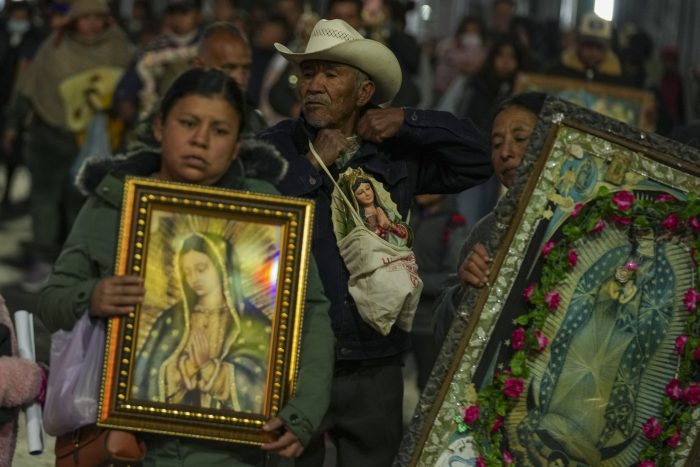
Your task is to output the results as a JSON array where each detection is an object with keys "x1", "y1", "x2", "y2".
[{"x1": 259, "y1": 18, "x2": 491, "y2": 466}]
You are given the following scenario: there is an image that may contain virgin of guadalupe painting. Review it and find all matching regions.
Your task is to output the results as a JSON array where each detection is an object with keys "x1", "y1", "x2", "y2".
[
  {"x1": 100, "y1": 178, "x2": 313, "y2": 445},
  {"x1": 131, "y1": 219, "x2": 276, "y2": 413},
  {"x1": 398, "y1": 97, "x2": 700, "y2": 466},
  {"x1": 330, "y1": 166, "x2": 411, "y2": 246},
  {"x1": 514, "y1": 72, "x2": 655, "y2": 131}
]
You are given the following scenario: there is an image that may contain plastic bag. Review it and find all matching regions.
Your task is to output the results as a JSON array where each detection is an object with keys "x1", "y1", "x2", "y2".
[
  {"x1": 43, "y1": 312, "x2": 105, "y2": 436},
  {"x1": 69, "y1": 111, "x2": 113, "y2": 182}
]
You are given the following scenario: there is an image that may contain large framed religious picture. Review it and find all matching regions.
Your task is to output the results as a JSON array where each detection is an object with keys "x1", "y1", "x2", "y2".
[
  {"x1": 514, "y1": 72, "x2": 656, "y2": 132},
  {"x1": 397, "y1": 97, "x2": 700, "y2": 466},
  {"x1": 98, "y1": 177, "x2": 314, "y2": 445}
]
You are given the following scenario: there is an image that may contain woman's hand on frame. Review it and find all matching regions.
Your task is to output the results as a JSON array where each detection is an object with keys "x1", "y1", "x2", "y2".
[
  {"x1": 89, "y1": 275, "x2": 144, "y2": 318},
  {"x1": 261, "y1": 417, "x2": 304, "y2": 458}
]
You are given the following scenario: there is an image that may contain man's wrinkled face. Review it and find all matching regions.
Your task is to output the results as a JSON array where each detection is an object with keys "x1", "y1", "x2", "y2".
[{"x1": 298, "y1": 60, "x2": 372, "y2": 133}]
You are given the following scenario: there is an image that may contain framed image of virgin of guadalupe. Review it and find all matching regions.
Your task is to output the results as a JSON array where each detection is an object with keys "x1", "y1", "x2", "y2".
[
  {"x1": 514, "y1": 72, "x2": 656, "y2": 132},
  {"x1": 397, "y1": 97, "x2": 700, "y2": 466},
  {"x1": 98, "y1": 177, "x2": 314, "y2": 445}
]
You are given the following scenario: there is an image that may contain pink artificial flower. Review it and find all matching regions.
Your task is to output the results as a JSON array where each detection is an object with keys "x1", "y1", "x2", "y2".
[
  {"x1": 625, "y1": 260, "x2": 638, "y2": 271},
  {"x1": 638, "y1": 462, "x2": 656, "y2": 467},
  {"x1": 567, "y1": 248, "x2": 578, "y2": 268},
  {"x1": 503, "y1": 377, "x2": 524, "y2": 399},
  {"x1": 642, "y1": 417, "x2": 663, "y2": 440},
  {"x1": 612, "y1": 191, "x2": 635, "y2": 211},
  {"x1": 683, "y1": 289, "x2": 700, "y2": 312},
  {"x1": 590, "y1": 219, "x2": 606, "y2": 233},
  {"x1": 694, "y1": 346, "x2": 700, "y2": 360},
  {"x1": 503, "y1": 451, "x2": 514, "y2": 464},
  {"x1": 689, "y1": 217, "x2": 700, "y2": 232},
  {"x1": 511, "y1": 327, "x2": 526, "y2": 350},
  {"x1": 676, "y1": 335, "x2": 689, "y2": 355},
  {"x1": 610, "y1": 214, "x2": 631, "y2": 225},
  {"x1": 667, "y1": 430, "x2": 682, "y2": 448},
  {"x1": 571, "y1": 203, "x2": 584, "y2": 218},
  {"x1": 662, "y1": 213, "x2": 681, "y2": 231},
  {"x1": 655, "y1": 193, "x2": 676, "y2": 203},
  {"x1": 476, "y1": 457, "x2": 487, "y2": 467},
  {"x1": 541, "y1": 240, "x2": 555, "y2": 258},
  {"x1": 490, "y1": 416, "x2": 503, "y2": 433},
  {"x1": 523, "y1": 283, "x2": 536, "y2": 302},
  {"x1": 463, "y1": 404, "x2": 480, "y2": 424},
  {"x1": 535, "y1": 330, "x2": 549, "y2": 352},
  {"x1": 683, "y1": 383, "x2": 700, "y2": 405},
  {"x1": 543, "y1": 290, "x2": 561, "y2": 310},
  {"x1": 666, "y1": 378, "x2": 682, "y2": 400}
]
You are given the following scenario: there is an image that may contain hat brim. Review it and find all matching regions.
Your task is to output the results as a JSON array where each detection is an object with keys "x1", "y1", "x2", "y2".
[{"x1": 275, "y1": 39, "x2": 402, "y2": 105}]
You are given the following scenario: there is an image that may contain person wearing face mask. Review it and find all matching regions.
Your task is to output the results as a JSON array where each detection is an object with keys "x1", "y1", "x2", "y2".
[
  {"x1": 433, "y1": 15, "x2": 486, "y2": 101},
  {"x1": 433, "y1": 92, "x2": 547, "y2": 345},
  {"x1": 4, "y1": 0, "x2": 132, "y2": 292},
  {"x1": 0, "y1": 0, "x2": 46, "y2": 216},
  {"x1": 113, "y1": 0, "x2": 206, "y2": 135}
]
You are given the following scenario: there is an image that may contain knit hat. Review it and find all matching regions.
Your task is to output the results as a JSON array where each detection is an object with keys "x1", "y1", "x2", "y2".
[{"x1": 68, "y1": 0, "x2": 110, "y2": 21}]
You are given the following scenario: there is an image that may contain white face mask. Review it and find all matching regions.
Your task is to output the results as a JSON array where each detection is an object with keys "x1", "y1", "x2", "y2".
[
  {"x1": 460, "y1": 33, "x2": 482, "y2": 48},
  {"x1": 7, "y1": 18, "x2": 30, "y2": 36}
]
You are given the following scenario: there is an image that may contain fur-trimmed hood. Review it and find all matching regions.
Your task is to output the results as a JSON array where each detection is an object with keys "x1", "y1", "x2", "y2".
[{"x1": 76, "y1": 139, "x2": 288, "y2": 197}]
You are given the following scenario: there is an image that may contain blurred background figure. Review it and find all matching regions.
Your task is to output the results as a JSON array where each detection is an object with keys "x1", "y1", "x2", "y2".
[
  {"x1": 0, "y1": 0, "x2": 46, "y2": 218},
  {"x1": 489, "y1": 0, "x2": 517, "y2": 40},
  {"x1": 409, "y1": 193, "x2": 467, "y2": 391},
  {"x1": 193, "y1": 21, "x2": 267, "y2": 136},
  {"x1": 4, "y1": 0, "x2": 132, "y2": 292},
  {"x1": 436, "y1": 33, "x2": 521, "y2": 125},
  {"x1": 112, "y1": 0, "x2": 204, "y2": 141},
  {"x1": 248, "y1": 12, "x2": 293, "y2": 116},
  {"x1": 122, "y1": 0, "x2": 157, "y2": 47},
  {"x1": 658, "y1": 46, "x2": 686, "y2": 129},
  {"x1": 326, "y1": 0, "x2": 363, "y2": 31},
  {"x1": 548, "y1": 11, "x2": 626, "y2": 85},
  {"x1": 433, "y1": 15, "x2": 486, "y2": 101},
  {"x1": 256, "y1": 1, "x2": 318, "y2": 125},
  {"x1": 211, "y1": 0, "x2": 237, "y2": 22}
]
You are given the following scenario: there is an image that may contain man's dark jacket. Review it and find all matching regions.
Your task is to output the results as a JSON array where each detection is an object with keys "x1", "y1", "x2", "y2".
[{"x1": 258, "y1": 108, "x2": 491, "y2": 360}]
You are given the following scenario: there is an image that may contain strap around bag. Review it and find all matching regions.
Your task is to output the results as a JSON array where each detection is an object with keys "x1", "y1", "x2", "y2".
[{"x1": 308, "y1": 140, "x2": 365, "y2": 228}]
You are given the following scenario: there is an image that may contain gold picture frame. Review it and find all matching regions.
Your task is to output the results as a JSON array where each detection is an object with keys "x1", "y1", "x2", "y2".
[
  {"x1": 514, "y1": 72, "x2": 656, "y2": 131},
  {"x1": 98, "y1": 177, "x2": 314, "y2": 445},
  {"x1": 398, "y1": 97, "x2": 700, "y2": 466}
]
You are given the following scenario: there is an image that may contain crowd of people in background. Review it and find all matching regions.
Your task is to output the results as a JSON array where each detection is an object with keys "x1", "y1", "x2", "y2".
[
  {"x1": 0, "y1": 0, "x2": 699, "y2": 465},
  {"x1": 0, "y1": 0, "x2": 698, "y2": 290}
]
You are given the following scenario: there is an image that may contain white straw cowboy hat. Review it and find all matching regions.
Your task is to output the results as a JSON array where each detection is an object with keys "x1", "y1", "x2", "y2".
[{"x1": 274, "y1": 19, "x2": 402, "y2": 105}]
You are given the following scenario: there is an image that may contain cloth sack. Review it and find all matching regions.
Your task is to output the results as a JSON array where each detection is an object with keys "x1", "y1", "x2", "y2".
[
  {"x1": 43, "y1": 311, "x2": 105, "y2": 436},
  {"x1": 338, "y1": 225, "x2": 423, "y2": 335},
  {"x1": 307, "y1": 141, "x2": 423, "y2": 335}
]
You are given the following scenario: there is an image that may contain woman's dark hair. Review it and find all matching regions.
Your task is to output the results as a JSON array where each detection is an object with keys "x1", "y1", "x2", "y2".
[
  {"x1": 494, "y1": 91, "x2": 548, "y2": 120},
  {"x1": 180, "y1": 234, "x2": 223, "y2": 306},
  {"x1": 179, "y1": 233, "x2": 244, "y2": 311},
  {"x1": 480, "y1": 35, "x2": 524, "y2": 85},
  {"x1": 159, "y1": 68, "x2": 247, "y2": 137},
  {"x1": 483, "y1": 91, "x2": 546, "y2": 136}
]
